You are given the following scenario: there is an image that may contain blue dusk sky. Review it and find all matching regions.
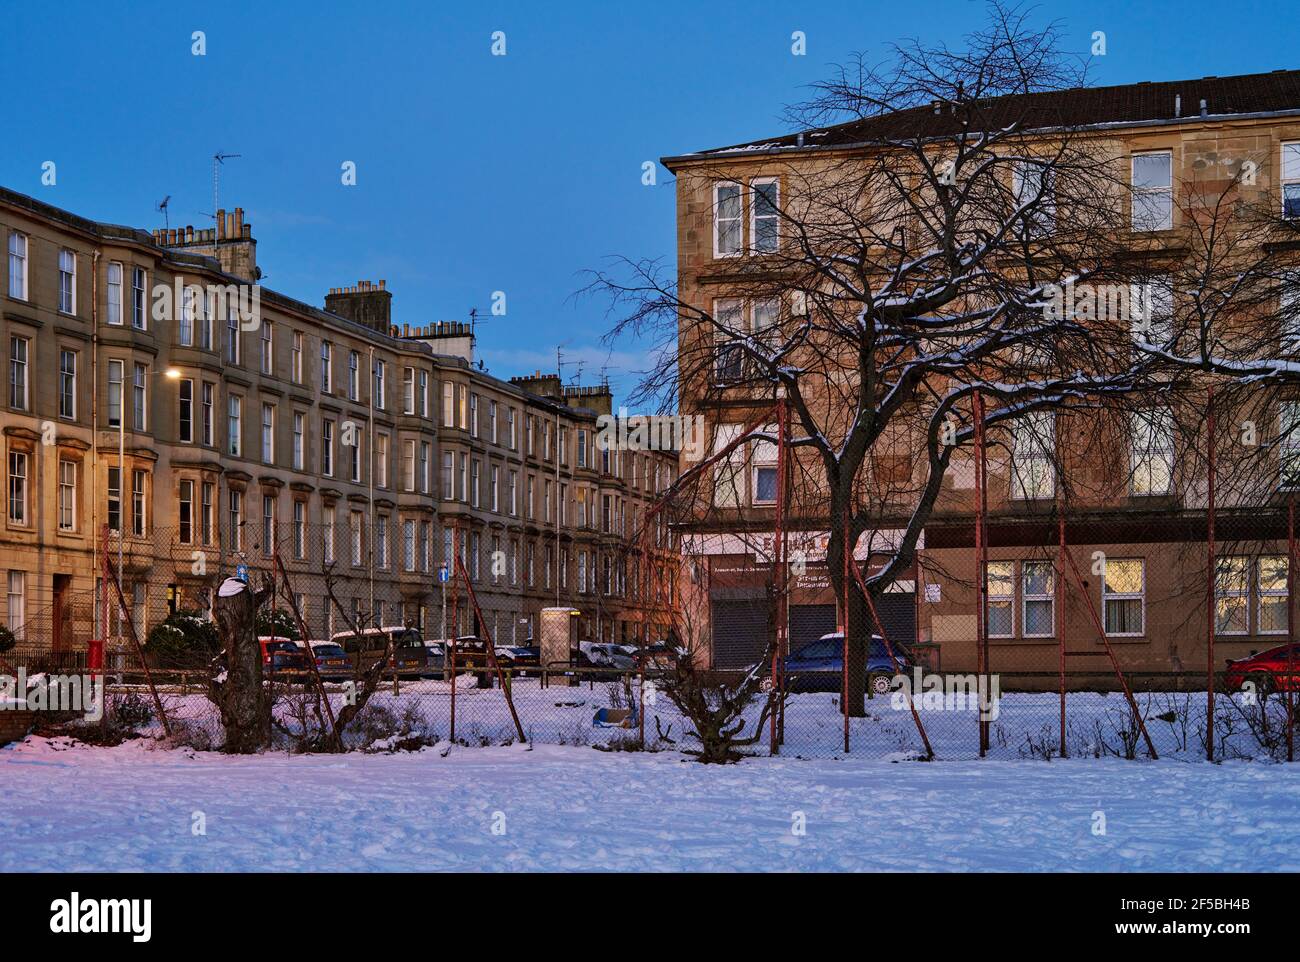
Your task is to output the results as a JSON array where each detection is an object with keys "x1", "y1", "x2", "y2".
[{"x1": 1, "y1": 0, "x2": 1295, "y2": 402}]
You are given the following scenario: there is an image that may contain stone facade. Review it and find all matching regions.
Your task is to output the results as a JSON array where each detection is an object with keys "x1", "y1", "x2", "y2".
[
  {"x1": 663, "y1": 79, "x2": 1300, "y2": 675},
  {"x1": 0, "y1": 187, "x2": 677, "y2": 665}
]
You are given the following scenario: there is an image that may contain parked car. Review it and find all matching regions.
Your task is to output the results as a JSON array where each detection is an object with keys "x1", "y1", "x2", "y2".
[
  {"x1": 577, "y1": 641, "x2": 637, "y2": 676},
  {"x1": 634, "y1": 641, "x2": 685, "y2": 671},
  {"x1": 295, "y1": 640, "x2": 352, "y2": 681},
  {"x1": 495, "y1": 645, "x2": 540, "y2": 672},
  {"x1": 259, "y1": 636, "x2": 310, "y2": 673},
  {"x1": 428, "y1": 636, "x2": 493, "y2": 672},
  {"x1": 1225, "y1": 643, "x2": 1300, "y2": 694},
  {"x1": 782, "y1": 632, "x2": 911, "y2": 694},
  {"x1": 422, "y1": 640, "x2": 447, "y2": 678},
  {"x1": 331, "y1": 626, "x2": 429, "y2": 675}
]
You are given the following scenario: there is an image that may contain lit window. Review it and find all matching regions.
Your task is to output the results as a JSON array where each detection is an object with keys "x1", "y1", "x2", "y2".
[
  {"x1": 1258, "y1": 556, "x2": 1290, "y2": 634},
  {"x1": 1214, "y1": 556, "x2": 1249, "y2": 635},
  {"x1": 1102, "y1": 559, "x2": 1145, "y2": 636},
  {"x1": 986, "y1": 561, "x2": 1014, "y2": 637}
]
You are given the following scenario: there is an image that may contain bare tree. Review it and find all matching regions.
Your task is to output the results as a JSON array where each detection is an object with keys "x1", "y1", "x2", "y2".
[{"x1": 589, "y1": 3, "x2": 1162, "y2": 714}]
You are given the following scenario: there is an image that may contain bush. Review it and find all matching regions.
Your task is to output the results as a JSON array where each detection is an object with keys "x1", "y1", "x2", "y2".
[
  {"x1": 0, "y1": 625, "x2": 15, "y2": 654},
  {"x1": 256, "y1": 608, "x2": 300, "y2": 641},
  {"x1": 110, "y1": 691, "x2": 154, "y2": 728},
  {"x1": 144, "y1": 610, "x2": 220, "y2": 669}
]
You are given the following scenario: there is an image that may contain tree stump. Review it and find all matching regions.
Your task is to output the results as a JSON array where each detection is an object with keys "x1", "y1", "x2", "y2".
[{"x1": 209, "y1": 577, "x2": 272, "y2": 753}]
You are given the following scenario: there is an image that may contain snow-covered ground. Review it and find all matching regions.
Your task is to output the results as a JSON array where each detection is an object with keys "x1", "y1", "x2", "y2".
[
  {"x1": 2, "y1": 734, "x2": 1298, "y2": 872},
  {"x1": 110, "y1": 675, "x2": 1299, "y2": 761}
]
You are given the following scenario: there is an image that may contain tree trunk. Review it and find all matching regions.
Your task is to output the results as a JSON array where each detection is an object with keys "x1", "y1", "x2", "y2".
[
  {"x1": 209, "y1": 579, "x2": 272, "y2": 753},
  {"x1": 827, "y1": 509, "x2": 869, "y2": 718},
  {"x1": 844, "y1": 587, "x2": 869, "y2": 717}
]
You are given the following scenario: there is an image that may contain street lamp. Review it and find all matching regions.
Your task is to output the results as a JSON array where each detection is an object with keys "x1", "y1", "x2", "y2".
[{"x1": 110, "y1": 365, "x2": 181, "y2": 642}]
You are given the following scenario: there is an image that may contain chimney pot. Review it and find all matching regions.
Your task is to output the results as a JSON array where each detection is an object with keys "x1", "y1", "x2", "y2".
[{"x1": 216, "y1": 209, "x2": 226, "y2": 240}]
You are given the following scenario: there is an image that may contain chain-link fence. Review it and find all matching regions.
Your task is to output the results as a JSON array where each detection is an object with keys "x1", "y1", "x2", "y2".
[{"x1": 12, "y1": 384, "x2": 1300, "y2": 763}]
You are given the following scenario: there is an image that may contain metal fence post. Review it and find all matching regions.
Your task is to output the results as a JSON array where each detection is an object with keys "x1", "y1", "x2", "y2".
[{"x1": 1206, "y1": 385, "x2": 1216, "y2": 762}]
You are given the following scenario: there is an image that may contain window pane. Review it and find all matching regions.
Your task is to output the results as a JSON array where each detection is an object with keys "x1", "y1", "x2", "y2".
[
  {"x1": 1103, "y1": 559, "x2": 1143, "y2": 595},
  {"x1": 1023, "y1": 561, "x2": 1053, "y2": 596},
  {"x1": 1132, "y1": 153, "x2": 1171, "y2": 189},
  {"x1": 986, "y1": 561, "x2": 1014, "y2": 596},
  {"x1": 1284, "y1": 143, "x2": 1300, "y2": 182},
  {"x1": 1024, "y1": 599, "x2": 1054, "y2": 636},
  {"x1": 1105, "y1": 598, "x2": 1143, "y2": 634},
  {"x1": 987, "y1": 600, "x2": 1012, "y2": 636},
  {"x1": 1132, "y1": 190, "x2": 1172, "y2": 231},
  {"x1": 1260, "y1": 555, "x2": 1288, "y2": 592},
  {"x1": 1260, "y1": 596, "x2": 1288, "y2": 633},
  {"x1": 1285, "y1": 183, "x2": 1300, "y2": 219}
]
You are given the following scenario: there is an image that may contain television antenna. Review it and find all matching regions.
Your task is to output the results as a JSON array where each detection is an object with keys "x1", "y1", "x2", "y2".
[
  {"x1": 212, "y1": 151, "x2": 241, "y2": 221},
  {"x1": 156, "y1": 195, "x2": 171, "y2": 231}
]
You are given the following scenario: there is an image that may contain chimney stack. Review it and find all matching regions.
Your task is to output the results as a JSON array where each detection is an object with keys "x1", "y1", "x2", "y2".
[{"x1": 324, "y1": 280, "x2": 393, "y2": 334}]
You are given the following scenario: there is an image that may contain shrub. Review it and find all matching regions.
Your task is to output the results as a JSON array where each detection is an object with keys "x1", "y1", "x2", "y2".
[
  {"x1": 144, "y1": 610, "x2": 220, "y2": 669},
  {"x1": 256, "y1": 608, "x2": 300, "y2": 641},
  {"x1": 0, "y1": 625, "x2": 15, "y2": 654}
]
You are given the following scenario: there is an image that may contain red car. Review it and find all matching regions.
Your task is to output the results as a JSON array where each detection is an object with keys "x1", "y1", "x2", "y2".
[
  {"x1": 259, "y1": 636, "x2": 309, "y2": 673},
  {"x1": 1224, "y1": 643, "x2": 1300, "y2": 694}
]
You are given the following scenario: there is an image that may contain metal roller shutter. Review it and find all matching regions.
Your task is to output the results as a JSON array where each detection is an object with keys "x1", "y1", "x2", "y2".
[
  {"x1": 875, "y1": 593, "x2": 916, "y2": 649},
  {"x1": 788, "y1": 604, "x2": 837, "y2": 655},
  {"x1": 711, "y1": 599, "x2": 771, "y2": 669}
]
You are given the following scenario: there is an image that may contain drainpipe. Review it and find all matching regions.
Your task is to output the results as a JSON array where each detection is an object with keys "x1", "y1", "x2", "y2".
[
  {"x1": 91, "y1": 251, "x2": 100, "y2": 637},
  {"x1": 368, "y1": 346, "x2": 376, "y2": 625}
]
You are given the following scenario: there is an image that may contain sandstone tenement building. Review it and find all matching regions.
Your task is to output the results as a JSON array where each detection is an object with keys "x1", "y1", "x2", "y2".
[{"x1": 0, "y1": 187, "x2": 677, "y2": 663}]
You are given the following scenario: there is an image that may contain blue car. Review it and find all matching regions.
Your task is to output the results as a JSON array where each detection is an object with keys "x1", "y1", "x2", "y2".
[{"x1": 783, "y1": 632, "x2": 911, "y2": 693}]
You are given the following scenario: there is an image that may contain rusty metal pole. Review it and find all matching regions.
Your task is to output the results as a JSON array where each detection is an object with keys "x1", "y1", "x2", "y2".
[
  {"x1": 1207, "y1": 386, "x2": 1216, "y2": 762},
  {"x1": 101, "y1": 538, "x2": 170, "y2": 736},
  {"x1": 100, "y1": 523, "x2": 111, "y2": 673},
  {"x1": 770, "y1": 400, "x2": 788, "y2": 755},
  {"x1": 449, "y1": 524, "x2": 460, "y2": 743},
  {"x1": 1057, "y1": 505, "x2": 1067, "y2": 758},
  {"x1": 842, "y1": 517, "x2": 850, "y2": 755},
  {"x1": 973, "y1": 392, "x2": 989, "y2": 756},
  {"x1": 849, "y1": 559, "x2": 934, "y2": 759},
  {"x1": 453, "y1": 554, "x2": 526, "y2": 743},
  {"x1": 1284, "y1": 491, "x2": 1294, "y2": 764},
  {"x1": 1062, "y1": 550, "x2": 1159, "y2": 759}
]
